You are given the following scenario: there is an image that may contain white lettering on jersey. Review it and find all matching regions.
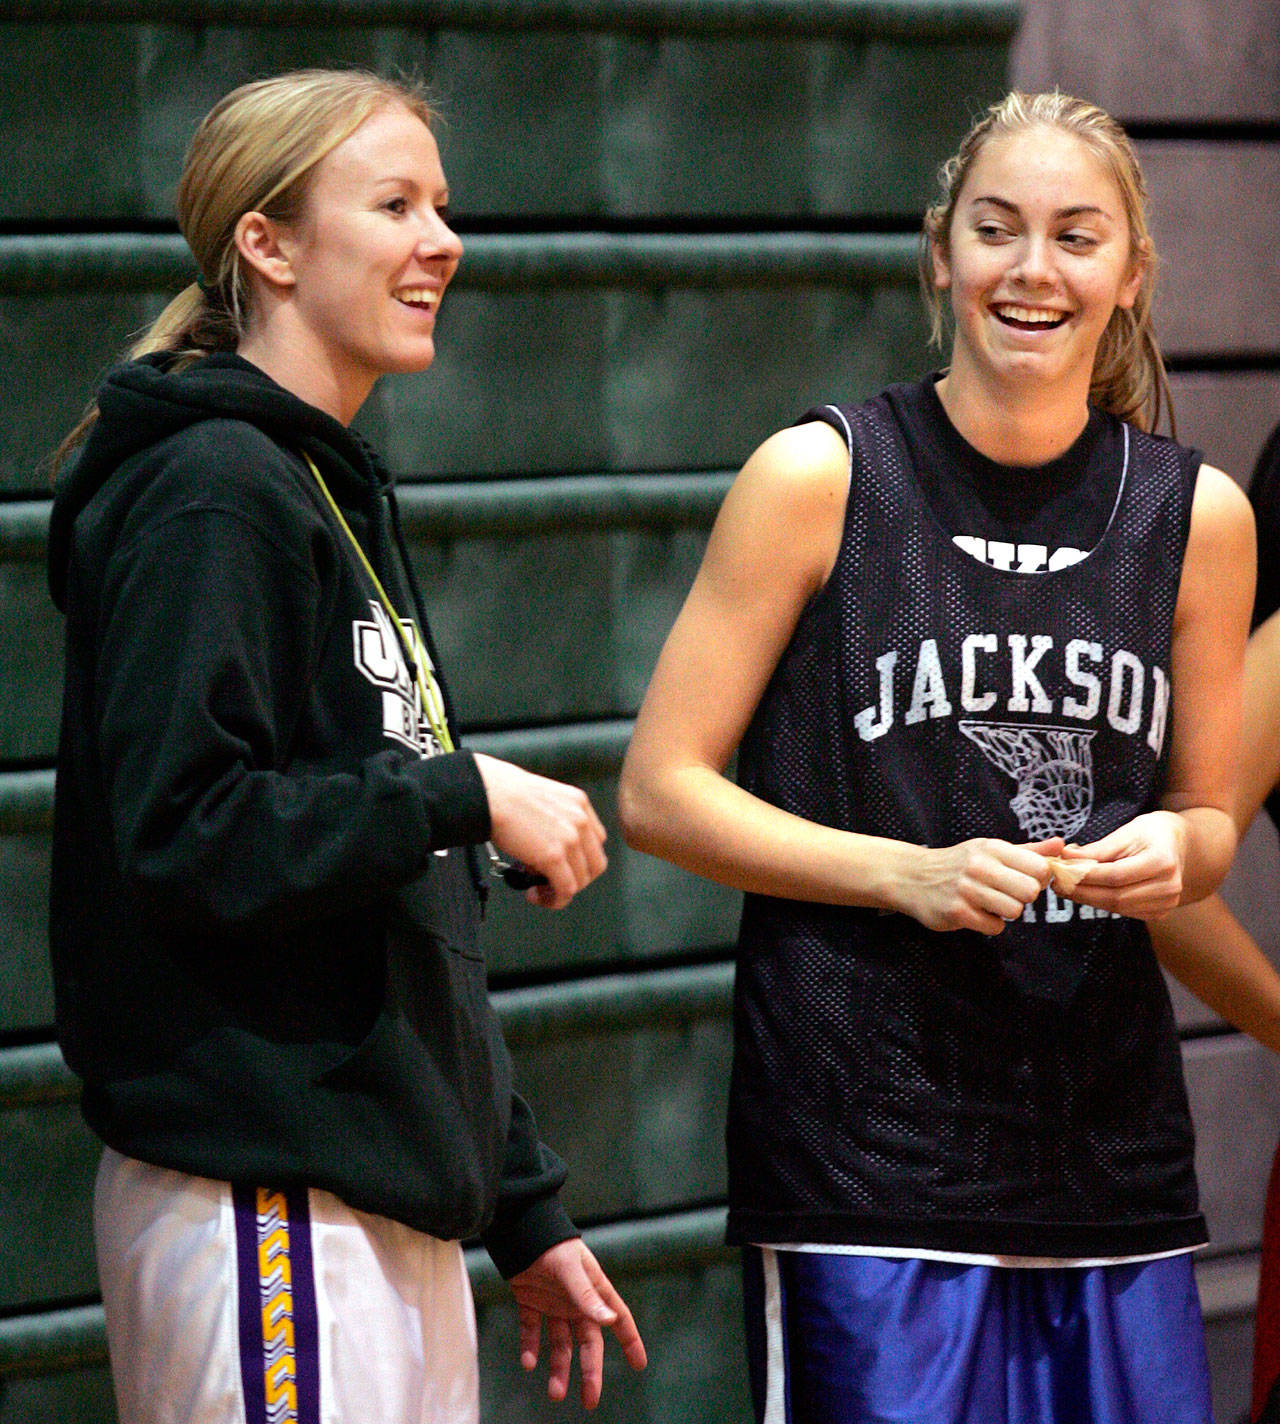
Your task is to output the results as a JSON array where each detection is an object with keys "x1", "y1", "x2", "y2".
[
  {"x1": 1148, "y1": 666, "x2": 1169, "y2": 756},
  {"x1": 1107, "y1": 649, "x2": 1144, "y2": 734},
  {"x1": 1008, "y1": 634, "x2": 1053, "y2": 713},
  {"x1": 1021, "y1": 897, "x2": 1123, "y2": 924},
  {"x1": 854, "y1": 650, "x2": 898, "y2": 742},
  {"x1": 952, "y1": 534, "x2": 1088, "y2": 572},
  {"x1": 851, "y1": 634, "x2": 1165, "y2": 750},
  {"x1": 904, "y1": 639, "x2": 953, "y2": 725},
  {"x1": 1062, "y1": 640, "x2": 1103, "y2": 720},
  {"x1": 961, "y1": 633, "x2": 998, "y2": 713}
]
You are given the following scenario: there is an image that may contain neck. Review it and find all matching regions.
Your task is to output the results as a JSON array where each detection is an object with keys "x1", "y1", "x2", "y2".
[
  {"x1": 934, "y1": 358, "x2": 1092, "y2": 467},
  {"x1": 237, "y1": 317, "x2": 374, "y2": 427}
]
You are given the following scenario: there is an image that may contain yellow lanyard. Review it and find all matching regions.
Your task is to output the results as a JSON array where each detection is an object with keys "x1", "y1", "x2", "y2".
[{"x1": 303, "y1": 453, "x2": 454, "y2": 755}]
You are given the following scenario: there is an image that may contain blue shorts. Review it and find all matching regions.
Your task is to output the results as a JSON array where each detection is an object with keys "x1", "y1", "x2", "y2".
[{"x1": 742, "y1": 1247, "x2": 1212, "y2": 1424}]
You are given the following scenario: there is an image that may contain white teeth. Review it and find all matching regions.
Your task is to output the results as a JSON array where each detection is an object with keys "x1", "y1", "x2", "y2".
[
  {"x1": 996, "y1": 304, "x2": 1065, "y2": 325},
  {"x1": 394, "y1": 287, "x2": 439, "y2": 307}
]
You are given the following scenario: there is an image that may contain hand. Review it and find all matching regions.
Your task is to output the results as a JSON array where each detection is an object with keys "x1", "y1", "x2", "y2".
[
  {"x1": 1062, "y1": 812, "x2": 1188, "y2": 920},
  {"x1": 473, "y1": 754, "x2": 607, "y2": 909},
  {"x1": 899, "y1": 837, "x2": 1061, "y2": 935},
  {"x1": 507, "y1": 1238, "x2": 648, "y2": 1409}
]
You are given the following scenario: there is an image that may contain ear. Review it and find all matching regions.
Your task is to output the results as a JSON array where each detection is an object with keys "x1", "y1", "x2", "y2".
[
  {"x1": 234, "y1": 211, "x2": 297, "y2": 292},
  {"x1": 928, "y1": 225, "x2": 952, "y2": 293},
  {"x1": 1117, "y1": 235, "x2": 1149, "y2": 312}
]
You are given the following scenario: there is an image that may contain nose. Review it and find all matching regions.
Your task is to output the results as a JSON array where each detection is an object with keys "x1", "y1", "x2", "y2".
[
  {"x1": 417, "y1": 206, "x2": 463, "y2": 267},
  {"x1": 1010, "y1": 233, "x2": 1055, "y2": 289}
]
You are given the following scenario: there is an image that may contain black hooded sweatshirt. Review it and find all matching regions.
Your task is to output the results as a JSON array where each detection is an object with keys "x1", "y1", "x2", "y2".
[{"x1": 47, "y1": 352, "x2": 572, "y2": 1277}]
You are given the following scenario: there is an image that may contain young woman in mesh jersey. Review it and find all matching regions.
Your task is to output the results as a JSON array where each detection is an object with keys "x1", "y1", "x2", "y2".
[{"x1": 620, "y1": 90, "x2": 1253, "y2": 1423}]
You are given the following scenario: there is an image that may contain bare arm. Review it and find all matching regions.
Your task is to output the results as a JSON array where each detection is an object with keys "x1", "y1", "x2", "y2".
[
  {"x1": 1067, "y1": 464, "x2": 1255, "y2": 918},
  {"x1": 1150, "y1": 597, "x2": 1280, "y2": 1048},
  {"x1": 1235, "y1": 608, "x2": 1280, "y2": 828},
  {"x1": 618, "y1": 422, "x2": 1053, "y2": 936},
  {"x1": 1152, "y1": 892, "x2": 1280, "y2": 1053}
]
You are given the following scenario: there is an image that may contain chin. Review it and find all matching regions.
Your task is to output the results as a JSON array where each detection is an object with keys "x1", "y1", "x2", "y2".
[{"x1": 382, "y1": 343, "x2": 439, "y2": 376}]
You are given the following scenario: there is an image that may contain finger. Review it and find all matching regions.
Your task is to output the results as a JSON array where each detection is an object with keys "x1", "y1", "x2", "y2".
[
  {"x1": 958, "y1": 905, "x2": 1011, "y2": 937},
  {"x1": 596, "y1": 1292, "x2": 647, "y2": 1370},
  {"x1": 517, "y1": 1305, "x2": 542, "y2": 1373},
  {"x1": 995, "y1": 863, "x2": 1051, "y2": 901},
  {"x1": 579, "y1": 1251, "x2": 648, "y2": 1368},
  {"x1": 551, "y1": 1247, "x2": 618, "y2": 1327},
  {"x1": 576, "y1": 1320, "x2": 605, "y2": 1411},
  {"x1": 583, "y1": 835, "x2": 608, "y2": 885},
  {"x1": 1070, "y1": 849, "x2": 1165, "y2": 889},
  {"x1": 537, "y1": 853, "x2": 579, "y2": 909},
  {"x1": 1069, "y1": 827, "x2": 1138, "y2": 863},
  {"x1": 564, "y1": 838, "x2": 594, "y2": 895},
  {"x1": 1072, "y1": 880, "x2": 1180, "y2": 920},
  {"x1": 1023, "y1": 836, "x2": 1066, "y2": 856},
  {"x1": 546, "y1": 1317, "x2": 575, "y2": 1402},
  {"x1": 528, "y1": 881, "x2": 574, "y2": 910},
  {"x1": 976, "y1": 837, "x2": 1050, "y2": 869},
  {"x1": 965, "y1": 854, "x2": 1046, "y2": 906},
  {"x1": 973, "y1": 885, "x2": 1033, "y2": 923}
]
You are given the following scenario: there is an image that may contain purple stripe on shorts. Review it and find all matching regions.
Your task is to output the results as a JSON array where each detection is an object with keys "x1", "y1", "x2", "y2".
[
  {"x1": 232, "y1": 1183, "x2": 268, "y2": 1424},
  {"x1": 286, "y1": 1188, "x2": 321, "y2": 1424},
  {"x1": 232, "y1": 1183, "x2": 321, "y2": 1424}
]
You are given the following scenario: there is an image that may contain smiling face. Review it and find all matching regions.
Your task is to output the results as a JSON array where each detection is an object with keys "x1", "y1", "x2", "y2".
[
  {"x1": 932, "y1": 125, "x2": 1145, "y2": 403},
  {"x1": 249, "y1": 101, "x2": 462, "y2": 421}
]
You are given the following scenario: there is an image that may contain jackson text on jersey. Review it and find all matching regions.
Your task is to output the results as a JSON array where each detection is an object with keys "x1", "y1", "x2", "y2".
[{"x1": 853, "y1": 632, "x2": 1168, "y2": 757}]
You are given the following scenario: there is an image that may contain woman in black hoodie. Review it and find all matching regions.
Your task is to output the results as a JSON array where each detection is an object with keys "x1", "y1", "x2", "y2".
[{"x1": 48, "y1": 68, "x2": 644, "y2": 1423}]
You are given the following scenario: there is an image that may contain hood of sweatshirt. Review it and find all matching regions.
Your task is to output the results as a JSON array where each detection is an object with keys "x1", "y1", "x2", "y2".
[{"x1": 48, "y1": 353, "x2": 389, "y2": 610}]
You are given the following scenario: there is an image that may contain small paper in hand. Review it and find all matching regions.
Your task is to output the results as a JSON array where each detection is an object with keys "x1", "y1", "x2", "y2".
[{"x1": 1045, "y1": 855, "x2": 1098, "y2": 895}]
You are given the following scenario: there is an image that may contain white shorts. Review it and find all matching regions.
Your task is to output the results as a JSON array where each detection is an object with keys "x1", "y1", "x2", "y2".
[{"x1": 94, "y1": 1147, "x2": 479, "y2": 1424}]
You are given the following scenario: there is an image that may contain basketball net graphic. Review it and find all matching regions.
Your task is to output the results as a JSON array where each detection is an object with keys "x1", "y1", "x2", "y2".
[{"x1": 959, "y1": 721, "x2": 1096, "y2": 841}]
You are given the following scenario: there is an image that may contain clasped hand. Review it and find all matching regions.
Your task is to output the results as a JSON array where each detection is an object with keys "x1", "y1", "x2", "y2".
[
  {"x1": 903, "y1": 810, "x2": 1187, "y2": 935},
  {"x1": 473, "y1": 753, "x2": 608, "y2": 909}
]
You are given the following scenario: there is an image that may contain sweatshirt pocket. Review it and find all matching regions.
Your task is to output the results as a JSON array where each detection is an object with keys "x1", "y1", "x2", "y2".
[{"x1": 310, "y1": 939, "x2": 512, "y2": 1237}]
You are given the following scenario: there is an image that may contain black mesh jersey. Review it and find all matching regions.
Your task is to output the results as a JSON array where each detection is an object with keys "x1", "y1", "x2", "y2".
[{"x1": 728, "y1": 390, "x2": 1206, "y2": 1259}]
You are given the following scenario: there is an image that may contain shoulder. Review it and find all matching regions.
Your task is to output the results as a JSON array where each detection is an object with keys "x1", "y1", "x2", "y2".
[
  {"x1": 731, "y1": 418, "x2": 850, "y2": 508},
  {"x1": 117, "y1": 420, "x2": 317, "y2": 541},
  {"x1": 1172, "y1": 463, "x2": 1256, "y2": 631},
  {"x1": 132, "y1": 417, "x2": 299, "y2": 497},
  {"x1": 1187, "y1": 462, "x2": 1255, "y2": 560},
  {"x1": 755, "y1": 415, "x2": 850, "y2": 468},
  {"x1": 84, "y1": 420, "x2": 331, "y2": 593},
  {"x1": 702, "y1": 420, "x2": 853, "y2": 601}
]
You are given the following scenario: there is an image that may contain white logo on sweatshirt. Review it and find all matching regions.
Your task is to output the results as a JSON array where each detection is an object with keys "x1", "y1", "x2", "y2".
[{"x1": 351, "y1": 601, "x2": 448, "y2": 759}]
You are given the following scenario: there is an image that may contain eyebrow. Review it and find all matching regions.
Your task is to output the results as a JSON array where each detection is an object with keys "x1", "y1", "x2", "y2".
[
  {"x1": 969, "y1": 196, "x2": 1111, "y2": 221},
  {"x1": 371, "y1": 175, "x2": 450, "y2": 202}
]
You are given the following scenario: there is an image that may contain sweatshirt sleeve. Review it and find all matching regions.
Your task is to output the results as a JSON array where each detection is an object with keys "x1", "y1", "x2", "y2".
[
  {"x1": 91, "y1": 485, "x2": 489, "y2": 935},
  {"x1": 480, "y1": 1090, "x2": 576, "y2": 1278}
]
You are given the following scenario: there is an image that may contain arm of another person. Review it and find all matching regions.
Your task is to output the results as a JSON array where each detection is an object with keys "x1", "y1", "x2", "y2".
[
  {"x1": 618, "y1": 421, "x2": 1053, "y2": 936},
  {"x1": 1150, "y1": 606, "x2": 1280, "y2": 1051},
  {"x1": 1066, "y1": 464, "x2": 1255, "y2": 918}
]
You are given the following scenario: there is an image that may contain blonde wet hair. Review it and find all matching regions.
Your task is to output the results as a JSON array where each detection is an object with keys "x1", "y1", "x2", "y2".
[
  {"x1": 919, "y1": 90, "x2": 1172, "y2": 435},
  {"x1": 55, "y1": 68, "x2": 435, "y2": 470}
]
